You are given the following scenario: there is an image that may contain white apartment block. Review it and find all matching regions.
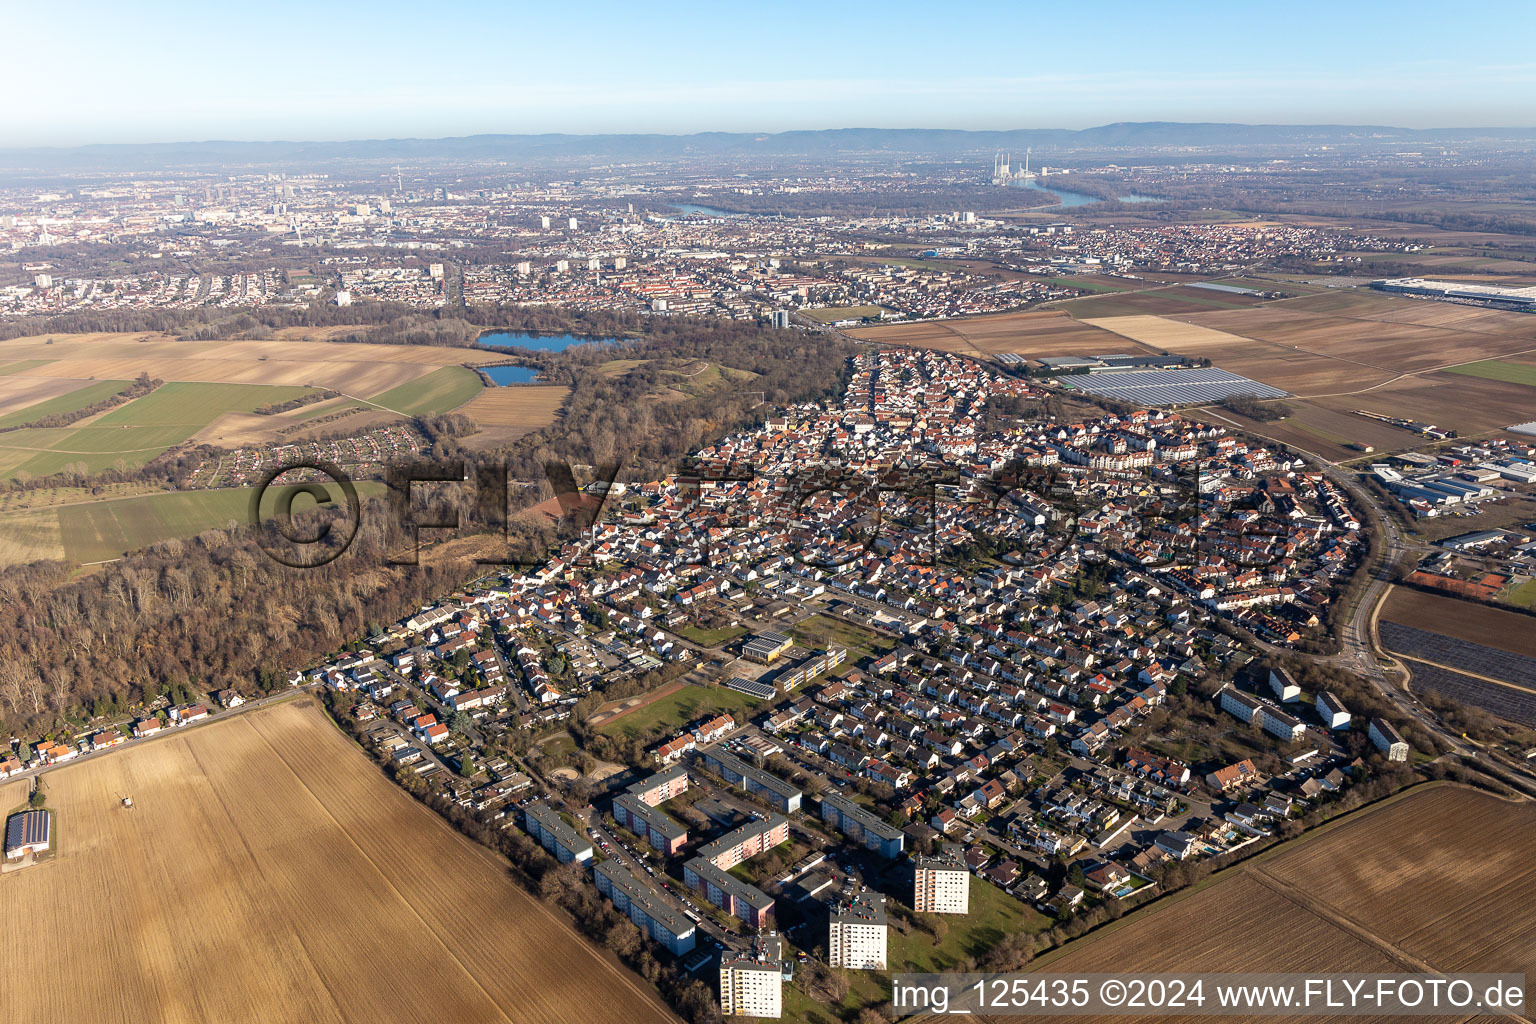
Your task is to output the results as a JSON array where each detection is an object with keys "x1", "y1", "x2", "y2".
[
  {"x1": 912, "y1": 848, "x2": 970, "y2": 914},
  {"x1": 720, "y1": 934, "x2": 784, "y2": 1018},
  {"x1": 829, "y1": 887, "x2": 888, "y2": 970},
  {"x1": 1368, "y1": 718, "x2": 1410, "y2": 762}
]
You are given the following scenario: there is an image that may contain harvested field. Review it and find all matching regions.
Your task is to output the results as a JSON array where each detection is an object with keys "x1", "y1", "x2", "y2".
[
  {"x1": 0, "y1": 509, "x2": 64, "y2": 564},
  {"x1": 849, "y1": 310, "x2": 1152, "y2": 359},
  {"x1": 1183, "y1": 307, "x2": 1536, "y2": 375},
  {"x1": 462, "y1": 384, "x2": 568, "y2": 440},
  {"x1": 1310, "y1": 373, "x2": 1536, "y2": 437},
  {"x1": 1207, "y1": 401, "x2": 1420, "y2": 464},
  {"x1": 1380, "y1": 587, "x2": 1536, "y2": 660},
  {"x1": 0, "y1": 699, "x2": 677, "y2": 1024},
  {"x1": 1025, "y1": 786, "x2": 1536, "y2": 1024},
  {"x1": 1057, "y1": 285, "x2": 1266, "y2": 319},
  {"x1": 0, "y1": 332, "x2": 480, "y2": 397}
]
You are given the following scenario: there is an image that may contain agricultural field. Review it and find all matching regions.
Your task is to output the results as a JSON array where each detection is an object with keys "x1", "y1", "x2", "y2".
[
  {"x1": 1030, "y1": 786, "x2": 1536, "y2": 1024},
  {"x1": 849, "y1": 310, "x2": 1150, "y2": 360},
  {"x1": 0, "y1": 481, "x2": 389, "y2": 566},
  {"x1": 367, "y1": 364, "x2": 484, "y2": 416},
  {"x1": 0, "y1": 332, "x2": 498, "y2": 481},
  {"x1": 0, "y1": 382, "x2": 316, "y2": 479},
  {"x1": 1054, "y1": 284, "x2": 1267, "y2": 319},
  {"x1": 0, "y1": 376, "x2": 126, "y2": 425},
  {"x1": 461, "y1": 384, "x2": 569, "y2": 439},
  {"x1": 1206, "y1": 401, "x2": 1421, "y2": 464},
  {"x1": 1444, "y1": 356, "x2": 1536, "y2": 389},
  {"x1": 1379, "y1": 586, "x2": 1536, "y2": 660},
  {"x1": 0, "y1": 699, "x2": 677, "y2": 1024}
]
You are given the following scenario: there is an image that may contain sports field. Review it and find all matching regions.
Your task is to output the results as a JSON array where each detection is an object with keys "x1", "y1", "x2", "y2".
[
  {"x1": 0, "y1": 699, "x2": 678, "y2": 1024},
  {"x1": 598, "y1": 683, "x2": 763, "y2": 739}
]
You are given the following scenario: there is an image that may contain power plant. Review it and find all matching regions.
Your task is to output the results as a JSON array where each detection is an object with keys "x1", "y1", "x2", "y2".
[{"x1": 992, "y1": 147, "x2": 1040, "y2": 185}]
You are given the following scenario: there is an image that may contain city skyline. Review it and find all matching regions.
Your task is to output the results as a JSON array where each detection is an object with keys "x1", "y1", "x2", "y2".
[{"x1": 7, "y1": 0, "x2": 1536, "y2": 147}]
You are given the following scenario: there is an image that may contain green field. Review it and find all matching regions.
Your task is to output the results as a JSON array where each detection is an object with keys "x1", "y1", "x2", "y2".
[
  {"x1": 1445, "y1": 359, "x2": 1536, "y2": 388},
  {"x1": 369, "y1": 365, "x2": 483, "y2": 416},
  {"x1": 40, "y1": 481, "x2": 386, "y2": 563},
  {"x1": 677, "y1": 623, "x2": 749, "y2": 647},
  {"x1": 0, "y1": 382, "x2": 314, "y2": 479},
  {"x1": 801, "y1": 305, "x2": 885, "y2": 324},
  {"x1": 0, "y1": 379, "x2": 129, "y2": 429},
  {"x1": 598, "y1": 683, "x2": 764, "y2": 739},
  {"x1": 781, "y1": 877, "x2": 1047, "y2": 1023},
  {"x1": 790, "y1": 613, "x2": 894, "y2": 663},
  {"x1": 1502, "y1": 579, "x2": 1536, "y2": 610},
  {"x1": 0, "y1": 359, "x2": 57, "y2": 376}
]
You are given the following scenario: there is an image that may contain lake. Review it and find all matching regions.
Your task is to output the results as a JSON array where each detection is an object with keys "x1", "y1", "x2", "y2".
[
  {"x1": 1019, "y1": 179, "x2": 1159, "y2": 207},
  {"x1": 475, "y1": 330, "x2": 620, "y2": 351},
  {"x1": 479, "y1": 365, "x2": 541, "y2": 385}
]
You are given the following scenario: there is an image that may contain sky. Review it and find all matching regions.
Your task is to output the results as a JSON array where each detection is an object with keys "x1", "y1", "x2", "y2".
[{"x1": 5, "y1": 0, "x2": 1536, "y2": 147}]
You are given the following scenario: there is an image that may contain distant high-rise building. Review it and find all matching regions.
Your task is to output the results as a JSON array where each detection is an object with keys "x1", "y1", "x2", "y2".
[
  {"x1": 961, "y1": 211, "x2": 976, "y2": 224},
  {"x1": 428, "y1": 263, "x2": 445, "y2": 280},
  {"x1": 515, "y1": 261, "x2": 532, "y2": 275},
  {"x1": 554, "y1": 259, "x2": 569, "y2": 273},
  {"x1": 568, "y1": 216, "x2": 579, "y2": 230},
  {"x1": 770, "y1": 310, "x2": 791, "y2": 329},
  {"x1": 354, "y1": 203, "x2": 369, "y2": 217},
  {"x1": 539, "y1": 215, "x2": 551, "y2": 229},
  {"x1": 587, "y1": 257, "x2": 601, "y2": 270},
  {"x1": 913, "y1": 846, "x2": 969, "y2": 914},
  {"x1": 33, "y1": 273, "x2": 53, "y2": 289},
  {"x1": 612, "y1": 256, "x2": 626, "y2": 270},
  {"x1": 334, "y1": 290, "x2": 352, "y2": 306},
  {"x1": 719, "y1": 933, "x2": 783, "y2": 1018},
  {"x1": 829, "y1": 886, "x2": 887, "y2": 970}
]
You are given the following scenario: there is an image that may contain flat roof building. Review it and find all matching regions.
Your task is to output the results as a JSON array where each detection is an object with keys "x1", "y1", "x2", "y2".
[
  {"x1": 595, "y1": 859, "x2": 696, "y2": 956},
  {"x1": 522, "y1": 800, "x2": 594, "y2": 864},
  {"x1": 698, "y1": 745, "x2": 804, "y2": 813},
  {"x1": 912, "y1": 845, "x2": 970, "y2": 915},
  {"x1": 695, "y1": 814, "x2": 790, "y2": 870},
  {"x1": 820, "y1": 793, "x2": 905, "y2": 858},
  {"x1": 829, "y1": 886, "x2": 888, "y2": 970},
  {"x1": 613, "y1": 792, "x2": 689, "y2": 855},
  {"x1": 742, "y1": 631, "x2": 795, "y2": 665},
  {"x1": 626, "y1": 764, "x2": 691, "y2": 807},
  {"x1": 684, "y1": 857, "x2": 776, "y2": 928},
  {"x1": 720, "y1": 933, "x2": 784, "y2": 1018}
]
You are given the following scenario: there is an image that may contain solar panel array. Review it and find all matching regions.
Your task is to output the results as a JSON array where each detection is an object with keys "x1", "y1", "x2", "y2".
[{"x1": 1064, "y1": 367, "x2": 1288, "y2": 405}]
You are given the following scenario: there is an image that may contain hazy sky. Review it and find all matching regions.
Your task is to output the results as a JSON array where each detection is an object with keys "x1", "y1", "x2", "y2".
[{"x1": 6, "y1": 0, "x2": 1535, "y2": 146}]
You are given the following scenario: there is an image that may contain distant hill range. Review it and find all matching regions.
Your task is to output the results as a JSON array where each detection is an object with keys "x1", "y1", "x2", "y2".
[{"x1": 5, "y1": 123, "x2": 1536, "y2": 171}]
